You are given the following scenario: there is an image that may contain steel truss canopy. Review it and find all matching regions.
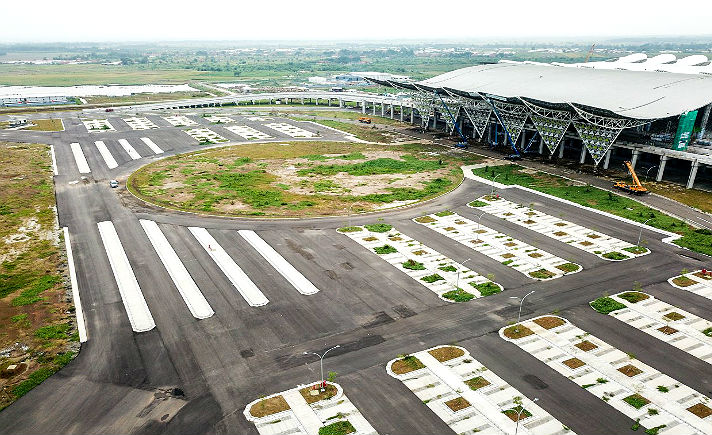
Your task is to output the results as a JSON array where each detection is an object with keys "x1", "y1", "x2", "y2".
[{"x1": 383, "y1": 62, "x2": 712, "y2": 120}]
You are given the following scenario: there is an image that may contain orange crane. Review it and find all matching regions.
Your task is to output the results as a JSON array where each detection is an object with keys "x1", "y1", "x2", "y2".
[{"x1": 614, "y1": 161, "x2": 649, "y2": 195}]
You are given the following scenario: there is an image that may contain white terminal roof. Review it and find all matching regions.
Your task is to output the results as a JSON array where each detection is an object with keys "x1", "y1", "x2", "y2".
[{"x1": 413, "y1": 62, "x2": 712, "y2": 120}]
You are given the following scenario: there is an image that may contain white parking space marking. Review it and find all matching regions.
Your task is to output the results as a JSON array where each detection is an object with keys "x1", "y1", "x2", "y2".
[
  {"x1": 118, "y1": 139, "x2": 142, "y2": 160},
  {"x1": 501, "y1": 315, "x2": 711, "y2": 435},
  {"x1": 264, "y1": 122, "x2": 318, "y2": 138},
  {"x1": 239, "y1": 230, "x2": 319, "y2": 296},
  {"x1": 94, "y1": 141, "x2": 118, "y2": 169},
  {"x1": 140, "y1": 220, "x2": 214, "y2": 319},
  {"x1": 244, "y1": 382, "x2": 378, "y2": 435},
  {"x1": 82, "y1": 119, "x2": 115, "y2": 132},
  {"x1": 189, "y1": 227, "x2": 269, "y2": 307},
  {"x1": 123, "y1": 117, "x2": 158, "y2": 130},
  {"x1": 471, "y1": 196, "x2": 649, "y2": 260},
  {"x1": 70, "y1": 143, "x2": 91, "y2": 173},
  {"x1": 140, "y1": 137, "x2": 164, "y2": 154},
  {"x1": 414, "y1": 211, "x2": 580, "y2": 280},
  {"x1": 163, "y1": 115, "x2": 197, "y2": 127},
  {"x1": 224, "y1": 125, "x2": 272, "y2": 140},
  {"x1": 50, "y1": 145, "x2": 58, "y2": 175},
  {"x1": 388, "y1": 345, "x2": 572, "y2": 435},
  {"x1": 340, "y1": 225, "x2": 502, "y2": 301},
  {"x1": 204, "y1": 115, "x2": 235, "y2": 124},
  {"x1": 184, "y1": 128, "x2": 228, "y2": 144},
  {"x1": 64, "y1": 228, "x2": 87, "y2": 342},
  {"x1": 97, "y1": 221, "x2": 155, "y2": 332}
]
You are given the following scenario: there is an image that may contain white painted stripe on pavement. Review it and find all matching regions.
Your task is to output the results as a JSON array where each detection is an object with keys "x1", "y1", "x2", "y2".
[
  {"x1": 63, "y1": 227, "x2": 88, "y2": 342},
  {"x1": 50, "y1": 145, "x2": 58, "y2": 176},
  {"x1": 139, "y1": 220, "x2": 214, "y2": 319},
  {"x1": 97, "y1": 221, "x2": 155, "y2": 332},
  {"x1": 189, "y1": 227, "x2": 269, "y2": 307},
  {"x1": 140, "y1": 137, "x2": 164, "y2": 154},
  {"x1": 94, "y1": 141, "x2": 118, "y2": 169},
  {"x1": 238, "y1": 230, "x2": 319, "y2": 295},
  {"x1": 118, "y1": 139, "x2": 141, "y2": 160},
  {"x1": 70, "y1": 142, "x2": 90, "y2": 173}
]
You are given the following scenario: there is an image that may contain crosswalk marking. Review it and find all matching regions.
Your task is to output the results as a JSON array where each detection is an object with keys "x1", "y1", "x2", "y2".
[
  {"x1": 140, "y1": 137, "x2": 164, "y2": 154},
  {"x1": 189, "y1": 227, "x2": 269, "y2": 307},
  {"x1": 140, "y1": 220, "x2": 214, "y2": 319},
  {"x1": 97, "y1": 221, "x2": 155, "y2": 332},
  {"x1": 70, "y1": 143, "x2": 91, "y2": 173},
  {"x1": 118, "y1": 139, "x2": 142, "y2": 160},
  {"x1": 94, "y1": 141, "x2": 118, "y2": 169},
  {"x1": 239, "y1": 230, "x2": 319, "y2": 296}
]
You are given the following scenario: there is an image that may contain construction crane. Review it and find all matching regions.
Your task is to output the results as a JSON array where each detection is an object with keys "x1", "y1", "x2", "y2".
[
  {"x1": 614, "y1": 161, "x2": 649, "y2": 195},
  {"x1": 585, "y1": 44, "x2": 596, "y2": 63}
]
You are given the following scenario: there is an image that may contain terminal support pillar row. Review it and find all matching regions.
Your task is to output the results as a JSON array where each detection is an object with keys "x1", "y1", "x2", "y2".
[
  {"x1": 630, "y1": 149, "x2": 641, "y2": 169},
  {"x1": 656, "y1": 155, "x2": 668, "y2": 182},
  {"x1": 339, "y1": 99, "x2": 343, "y2": 108},
  {"x1": 410, "y1": 106, "x2": 415, "y2": 124},
  {"x1": 687, "y1": 160, "x2": 699, "y2": 189},
  {"x1": 558, "y1": 141, "x2": 565, "y2": 158},
  {"x1": 381, "y1": 103, "x2": 385, "y2": 117},
  {"x1": 538, "y1": 137, "x2": 544, "y2": 154},
  {"x1": 603, "y1": 149, "x2": 612, "y2": 169},
  {"x1": 372, "y1": 102, "x2": 376, "y2": 115},
  {"x1": 579, "y1": 145, "x2": 587, "y2": 164},
  {"x1": 390, "y1": 104, "x2": 394, "y2": 119},
  {"x1": 362, "y1": 101, "x2": 366, "y2": 114}
]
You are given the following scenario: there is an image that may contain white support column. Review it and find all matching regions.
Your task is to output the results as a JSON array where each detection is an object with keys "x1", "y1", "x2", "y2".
[
  {"x1": 372, "y1": 102, "x2": 376, "y2": 115},
  {"x1": 315, "y1": 98, "x2": 319, "y2": 106},
  {"x1": 630, "y1": 149, "x2": 641, "y2": 169},
  {"x1": 380, "y1": 103, "x2": 384, "y2": 117},
  {"x1": 327, "y1": 98, "x2": 331, "y2": 107},
  {"x1": 362, "y1": 101, "x2": 366, "y2": 114},
  {"x1": 390, "y1": 104, "x2": 394, "y2": 119},
  {"x1": 301, "y1": 98, "x2": 304, "y2": 105},
  {"x1": 538, "y1": 136, "x2": 544, "y2": 154},
  {"x1": 400, "y1": 105, "x2": 404, "y2": 122},
  {"x1": 339, "y1": 99, "x2": 343, "y2": 108},
  {"x1": 579, "y1": 144, "x2": 587, "y2": 164},
  {"x1": 687, "y1": 160, "x2": 700, "y2": 189},
  {"x1": 410, "y1": 106, "x2": 414, "y2": 124},
  {"x1": 558, "y1": 140, "x2": 565, "y2": 158},
  {"x1": 656, "y1": 155, "x2": 668, "y2": 182},
  {"x1": 603, "y1": 149, "x2": 612, "y2": 169}
]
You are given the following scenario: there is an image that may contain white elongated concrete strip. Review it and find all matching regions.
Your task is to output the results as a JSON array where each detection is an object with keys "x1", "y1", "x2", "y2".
[
  {"x1": 140, "y1": 137, "x2": 164, "y2": 154},
  {"x1": 501, "y1": 315, "x2": 709, "y2": 435},
  {"x1": 97, "y1": 221, "x2": 155, "y2": 332},
  {"x1": 50, "y1": 145, "x2": 58, "y2": 175},
  {"x1": 239, "y1": 230, "x2": 319, "y2": 295},
  {"x1": 63, "y1": 227, "x2": 87, "y2": 342},
  {"x1": 282, "y1": 390, "x2": 323, "y2": 435},
  {"x1": 225, "y1": 125, "x2": 271, "y2": 140},
  {"x1": 668, "y1": 270, "x2": 712, "y2": 300},
  {"x1": 70, "y1": 142, "x2": 91, "y2": 174},
  {"x1": 118, "y1": 139, "x2": 141, "y2": 160},
  {"x1": 264, "y1": 122, "x2": 317, "y2": 138},
  {"x1": 94, "y1": 141, "x2": 118, "y2": 169},
  {"x1": 140, "y1": 220, "x2": 214, "y2": 319},
  {"x1": 189, "y1": 227, "x2": 269, "y2": 307}
]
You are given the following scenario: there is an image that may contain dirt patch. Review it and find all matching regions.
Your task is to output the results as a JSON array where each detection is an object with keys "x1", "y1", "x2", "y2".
[
  {"x1": 579, "y1": 241, "x2": 594, "y2": 246},
  {"x1": 658, "y1": 326, "x2": 678, "y2": 335},
  {"x1": 249, "y1": 395, "x2": 290, "y2": 418},
  {"x1": 465, "y1": 376, "x2": 491, "y2": 391},
  {"x1": 562, "y1": 358, "x2": 585, "y2": 369},
  {"x1": 523, "y1": 220, "x2": 536, "y2": 224},
  {"x1": 575, "y1": 340, "x2": 598, "y2": 352},
  {"x1": 391, "y1": 356, "x2": 425, "y2": 375},
  {"x1": 587, "y1": 234, "x2": 601, "y2": 239},
  {"x1": 528, "y1": 252, "x2": 543, "y2": 258},
  {"x1": 618, "y1": 364, "x2": 643, "y2": 377},
  {"x1": 687, "y1": 403, "x2": 712, "y2": 418},
  {"x1": 672, "y1": 276, "x2": 697, "y2": 287},
  {"x1": 427, "y1": 346, "x2": 464, "y2": 362},
  {"x1": 503, "y1": 325, "x2": 534, "y2": 339},
  {"x1": 299, "y1": 383, "x2": 338, "y2": 404},
  {"x1": 501, "y1": 253, "x2": 515, "y2": 259},
  {"x1": 504, "y1": 242, "x2": 517, "y2": 247},
  {"x1": 664, "y1": 312, "x2": 685, "y2": 321},
  {"x1": 533, "y1": 316, "x2": 565, "y2": 329},
  {"x1": 693, "y1": 272, "x2": 712, "y2": 280},
  {"x1": 554, "y1": 231, "x2": 568, "y2": 236},
  {"x1": 444, "y1": 397, "x2": 471, "y2": 412}
]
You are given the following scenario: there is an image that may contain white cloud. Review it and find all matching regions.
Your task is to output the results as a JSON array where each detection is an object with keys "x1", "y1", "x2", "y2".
[{"x1": 2, "y1": 0, "x2": 711, "y2": 42}]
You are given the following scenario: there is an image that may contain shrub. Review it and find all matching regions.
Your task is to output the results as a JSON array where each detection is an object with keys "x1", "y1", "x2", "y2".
[
  {"x1": 602, "y1": 251, "x2": 629, "y2": 260},
  {"x1": 421, "y1": 274, "x2": 445, "y2": 283},
  {"x1": 471, "y1": 281, "x2": 501, "y2": 296},
  {"x1": 435, "y1": 210, "x2": 454, "y2": 217},
  {"x1": 468, "y1": 200, "x2": 488, "y2": 207},
  {"x1": 338, "y1": 226, "x2": 362, "y2": 233},
  {"x1": 438, "y1": 265, "x2": 457, "y2": 272},
  {"x1": 590, "y1": 297, "x2": 626, "y2": 314},
  {"x1": 618, "y1": 292, "x2": 648, "y2": 303},
  {"x1": 374, "y1": 245, "x2": 397, "y2": 255},
  {"x1": 402, "y1": 259, "x2": 425, "y2": 270},
  {"x1": 442, "y1": 288, "x2": 475, "y2": 302},
  {"x1": 365, "y1": 223, "x2": 392, "y2": 233},
  {"x1": 318, "y1": 420, "x2": 356, "y2": 435},
  {"x1": 555, "y1": 263, "x2": 580, "y2": 273}
]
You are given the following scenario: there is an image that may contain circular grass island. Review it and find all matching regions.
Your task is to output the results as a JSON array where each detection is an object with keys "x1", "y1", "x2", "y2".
[{"x1": 128, "y1": 141, "x2": 473, "y2": 218}]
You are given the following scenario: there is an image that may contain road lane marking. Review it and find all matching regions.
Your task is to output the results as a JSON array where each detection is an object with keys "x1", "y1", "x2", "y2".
[
  {"x1": 97, "y1": 221, "x2": 155, "y2": 332},
  {"x1": 118, "y1": 139, "x2": 141, "y2": 160},
  {"x1": 140, "y1": 137, "x2": 164, "y2": 154},
  {"x1": 189, "y1": 227, "x2": 269, "y2": 307},
  {"x1": 239, "y1": 230, "x2": 319, "y2": 296},
  {"x1": 70, "y1": 143, "x2": 91, "y2": 174},
  {"x1": 63, "y1": 227, "x2": 87, "y2": 342},
  {"x1": 94, "y1": 141, "x2": 118, "y2": 169},
  {"x1": 140, "y1": 220, "x2": 214, "y2": 319}
]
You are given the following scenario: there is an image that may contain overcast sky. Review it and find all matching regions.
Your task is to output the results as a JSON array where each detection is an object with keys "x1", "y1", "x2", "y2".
[{"x1": 3, "y1": 0, "x2": 711, "y2": 43}]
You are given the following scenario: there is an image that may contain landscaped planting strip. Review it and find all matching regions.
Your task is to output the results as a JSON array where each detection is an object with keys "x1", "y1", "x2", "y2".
[
  {"x1": 601, "y1": 292, "x2": 712, "y2": 365},
  {"x1": 470, "y1": 196, "x2": 649, "y2": 261},
  {"x1": 668, "y1": 270, "x2": 712, "y2": 300},
  {"x1": 265, "y1": 122, "x2": 318, "y2": 138},
  {"x1": 413, "y1": 212, "x2": 580, "y2": 280},
  {"x1": 123, "y1": 117, "x2": 159, "y2": 130},
  {"x1": 243, "y1": 382, "x2": 378, "y2": 435},
  {"x1": 82, "y1": 118, "x2": 115, "y2": 132},
  {"x1": 162, "y1": 115, "x2": 197, "y2": 126},
  {"x1": 339, "y1": 225, "x2": 502, "y2": 301},
  {"x1": 386, "y1": 345, "x2": 575, "y2": 435},
  {"x1": 184, "y1": 128, "x2": 228, "y2": 144},
  {"x1": 204, "y1": 115, "x2": 235, "y2": 124},
  {"x1": 501, "y1": 315, "x2": 711, "y2": 435}
]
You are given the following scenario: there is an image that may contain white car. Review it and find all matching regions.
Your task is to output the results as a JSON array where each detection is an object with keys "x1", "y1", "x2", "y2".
[{"x1": 109, "y1": 180, "x2": 119, "y2": 188}]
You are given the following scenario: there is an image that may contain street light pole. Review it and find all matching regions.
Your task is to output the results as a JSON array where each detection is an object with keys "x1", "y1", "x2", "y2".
[
  {"x1": 456, "y1": 258, "x2": 471, "y2": 290},
  {"x1": 476, "y1": 212, "x2": 486, "y2": 240},
  {"x1": 304, "y1": 345, "x2": 341, "y2": 391},
  {"x1": 645, "y1": 165, "x2": 657, "y2": 182},
  {"x1": 510, "y1": 290, "x2": 536, "y2": 332},
  {"x1": 514, "y1": 397, "x2": 538, "y2": 435},
  {"x1": 638, "y1": 218, "x2": 652, "y2": 247},
  {"x1": 491, "y1": 173, "x2": 502, "y2": 197}
]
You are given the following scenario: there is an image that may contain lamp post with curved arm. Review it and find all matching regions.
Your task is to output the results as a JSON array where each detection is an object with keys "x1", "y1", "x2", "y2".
[
  {"x1": 638, "y1": 218, "x2": 653, "y2": 247},
  {"x1": 456, "y1": 258, "x2": 471, "y2": 290},
  {"x1": 509, "y1": 290, "x2": 536, "y2": 333},
  {"x1": 491, "y1": 173, "x2": 502, "y2": 197},
  {"x1": 304, "y1": 345, "x2": 341, "y2": 391}
]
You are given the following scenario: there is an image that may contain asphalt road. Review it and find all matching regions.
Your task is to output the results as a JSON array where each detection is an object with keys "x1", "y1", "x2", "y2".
[{"x1": 1, "y1": 110, "x2": 712, "y2": 435}]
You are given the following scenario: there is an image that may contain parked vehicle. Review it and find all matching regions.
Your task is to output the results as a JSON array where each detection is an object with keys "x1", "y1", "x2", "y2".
[
  {"x1": 109, "y1": 180, "x2": 119, "y2": 188},
  {"x1": 358, "y1": 117, "x2": 372, "y2": 124}
]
